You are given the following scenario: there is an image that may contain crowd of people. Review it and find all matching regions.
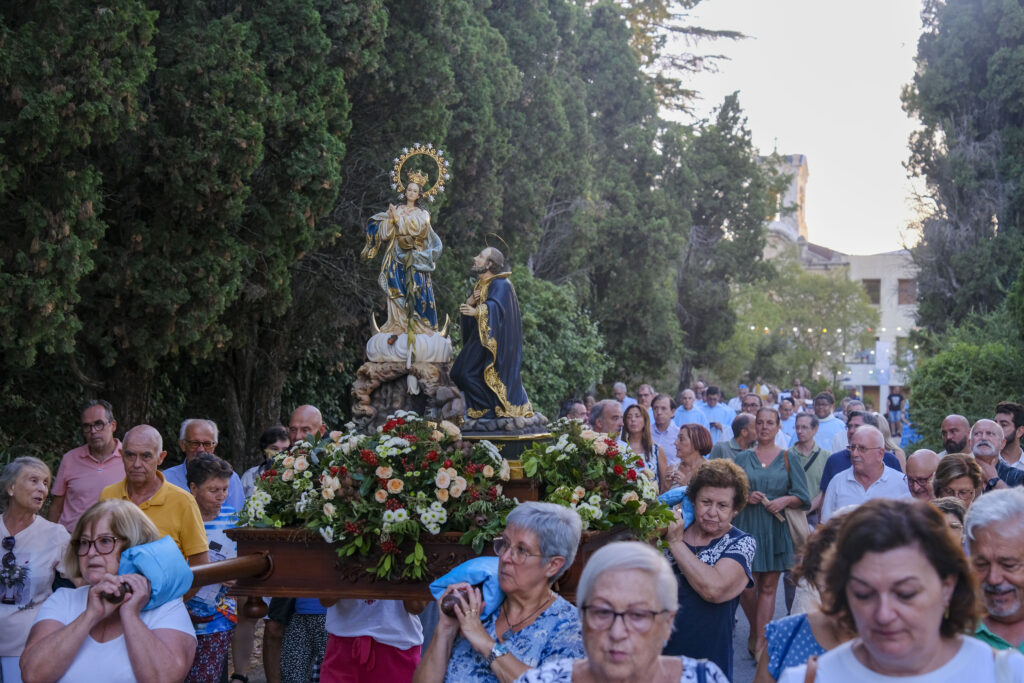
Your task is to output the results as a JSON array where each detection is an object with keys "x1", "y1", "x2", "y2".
[{"x1": 0, "y1": 382, "x2": 1023, "y2": 682}]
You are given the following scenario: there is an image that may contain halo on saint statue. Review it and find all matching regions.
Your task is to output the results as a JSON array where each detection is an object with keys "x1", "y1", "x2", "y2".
[{"x1": 390, "y1": 143, "x2": 451, "y2": 203}]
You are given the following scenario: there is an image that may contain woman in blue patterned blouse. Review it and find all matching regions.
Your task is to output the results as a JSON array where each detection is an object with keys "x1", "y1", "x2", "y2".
[{"x1": 412, "y1": 502, "x2": 585, "y2": 683}]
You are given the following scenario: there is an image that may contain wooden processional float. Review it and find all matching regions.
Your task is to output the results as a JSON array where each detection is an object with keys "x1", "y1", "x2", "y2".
[{"x1": 188, "y1": 461, "x2": 634, "y2": 619}]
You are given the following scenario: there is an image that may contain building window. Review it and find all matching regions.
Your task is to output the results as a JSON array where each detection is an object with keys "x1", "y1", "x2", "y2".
[
  {"x1": 862, "y1": 279, "x2": 881, "y2": 305},
  {"x1": 898, "y1": 278, "x2": 916, "y2": 305}
]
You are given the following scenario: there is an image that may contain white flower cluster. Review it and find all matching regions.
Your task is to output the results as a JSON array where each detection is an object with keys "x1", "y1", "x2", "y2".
[
  {"x1": 571, "y1": 499, "x2": 603, "y2": 529},
  {"x1": 381, "y1": 507, "x2": 411, "y2": 531},
  {"x1": 480, "y1": 439, "x2": 503, "y2": 464},
  {"x1": 294, "y1": 490, "x2": 315, "y2": 514},
  {"x1": 244, "y1": 489, "x2": 272, "y2": 520},
  {"x1": 417, "y1": 501, "x2": 448, "y2": 534},
  {"x1": 377, "y1": 435, "x2": 412, "y2": 457}
]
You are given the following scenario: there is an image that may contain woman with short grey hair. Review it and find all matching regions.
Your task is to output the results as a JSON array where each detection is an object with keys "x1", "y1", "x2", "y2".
[
  {"x1": 413, "y1": 502, "x2": 585, "y2": 683},
  {"x1": 0, "y1": 457, "x2": 70, "y2": 682},
  {"x1": 516, "y1": 542, "x2": 727, "y2": 683}
]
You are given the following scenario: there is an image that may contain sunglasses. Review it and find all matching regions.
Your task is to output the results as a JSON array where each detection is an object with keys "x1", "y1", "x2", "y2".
[{"x1": 2, "y1": 536, "x2": 14, "y2": 567}]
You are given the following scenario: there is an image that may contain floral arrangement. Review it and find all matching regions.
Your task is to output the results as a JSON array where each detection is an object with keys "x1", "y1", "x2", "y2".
[
  {"x1": 0, "y1": 564, "x2": 27, "y2": 588},
  {"x1": 520, "y1": 418, "x2": 675, "y2": 539},
  {"x1": 239, "y1": 411, "x2": 515, "y2": 580}
]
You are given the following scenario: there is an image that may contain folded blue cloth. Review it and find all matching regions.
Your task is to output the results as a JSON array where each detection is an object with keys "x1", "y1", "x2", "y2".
[
  {"x1": 118, "y1": 536, "x2": 194, "y2": 611},
  {"x1": 429, "y1": 556, "x2": 504, "y2": 619},
  {"x1": 658, "y1": 486, "x2": 695, "y2": 527}
]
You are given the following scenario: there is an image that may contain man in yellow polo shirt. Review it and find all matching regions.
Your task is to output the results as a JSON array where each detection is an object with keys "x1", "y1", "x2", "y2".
[{"x1": 100, "y1": 424, "x2": 208, "y2": 565}]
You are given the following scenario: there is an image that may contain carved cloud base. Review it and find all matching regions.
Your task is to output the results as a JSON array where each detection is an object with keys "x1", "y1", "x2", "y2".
[{"x1": 350, "y1": 360, "x2": 463, "y2": 434}]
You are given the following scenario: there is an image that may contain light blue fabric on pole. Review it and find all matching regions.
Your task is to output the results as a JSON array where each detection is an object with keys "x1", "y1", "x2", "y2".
[
  {"x1": 118, "y1": 536, "x2": 193, "y2": 610},
  {"x1": 658, "y1": 486, "x2": 695, "y2": 527},
  {"x1": 429, "y1": 556, "x2": 504, "y2": 619}
]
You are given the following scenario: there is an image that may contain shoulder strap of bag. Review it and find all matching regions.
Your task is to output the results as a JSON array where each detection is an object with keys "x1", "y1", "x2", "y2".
[
  {"x1": 803, "y1": 655, "x2": 818, "y2": 683},
  {"x1": 803, "y1": 449, "x2": 822, "y2": 472},
  {"x1": 695, "y1": 658, "x2": 707, "y2": 683}
]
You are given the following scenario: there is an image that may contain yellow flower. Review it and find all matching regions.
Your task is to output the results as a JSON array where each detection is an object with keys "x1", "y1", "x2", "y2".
[
  {"x1": 387, "y1": 478, "x2": 405, "y2": 494},
  {"x1": 430, "y1": 430, "x2": 444, "y2": 442},
  {"x1": 435, "y1": 470, "x2": 452, "y2": 489},
  {"x1": 375, "y1": 489, "x2": 388, "y2": 503},
  {"x1": 376, "y1": 466, "x2": 393, "y2": 479},
  {"x1": 436, "y1": 488, "x2": 450, "y2": 502}
]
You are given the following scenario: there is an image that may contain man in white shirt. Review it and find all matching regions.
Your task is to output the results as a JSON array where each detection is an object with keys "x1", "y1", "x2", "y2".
[
  {"x1": 821, "y1": 425, "x2": 910, "y2": 521},
  {"x1": 650, "y1": 394, "x2": 680, "y2": 467},
  {"x1": 810, "y1": 393, "x2": 846, "y2": 452},
  {"x1": 612, "y1": 382, "x2": 636, "y2": 410},
  {"x1": 699, "y1": 386, "x2": 736, "y2": 445},
  {"x1": 672, "y1": 389, "x2": 710, "y2": 430},
  {"x1": 778, "y1": 398, "x2": 797, "y2": 447},
  {"x1": 727, "y1": 384, "x2": 748, "y2": 413}
]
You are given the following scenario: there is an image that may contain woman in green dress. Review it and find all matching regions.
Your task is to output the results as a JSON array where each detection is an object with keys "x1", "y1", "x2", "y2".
[{"x1": 733, "y1": 407, "x2": 810, "y2": 657}]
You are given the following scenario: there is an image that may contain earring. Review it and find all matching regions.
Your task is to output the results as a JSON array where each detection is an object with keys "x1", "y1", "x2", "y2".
[{"x1": 944, "y1": 604, "x2": 950, "y2": 620}]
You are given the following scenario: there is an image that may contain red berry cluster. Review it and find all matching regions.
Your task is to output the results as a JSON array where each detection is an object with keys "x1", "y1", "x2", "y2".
[
  {"x1": 329, "y1": 465, "x2": 347, "y2": 477},
  {"x1": 384, "y1": 498, "x2": 404, "y2": 511},
  {"x1": 380, "y1": 539, "x2": 402, "y2": 555},
  {"x1": 259, "y1": 469, "x2": 279, "y2": 481},
  {"x1": 344, "y1": 521, "x2": 364, "y2": 535},
  {"x1": 626, "y1": 469, "x2": 637, "y2": 482},
  {"x1": 359, "y1": 449, "x2": 378, "y2": 466},
  {"x1": 426, "y1": 451, "x2": 438, "y2": 462},
  {"x1": 403, "y1": 434, "x2": 419, "y2": 444}
]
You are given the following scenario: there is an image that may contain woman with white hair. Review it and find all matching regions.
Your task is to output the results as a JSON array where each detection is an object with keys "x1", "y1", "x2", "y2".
[
  {"x1": 515, "y1": 541, "x2": 728, "y2": 682},
  {"x1": 413, "y1": 501, "x2": 585, "y2": 683},
  {"x1": 0, "y1": 457, "x2": 70, "y2": 683}
]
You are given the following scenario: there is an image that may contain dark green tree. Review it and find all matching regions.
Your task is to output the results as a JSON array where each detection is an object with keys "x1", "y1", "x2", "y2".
[{"x1": 903, "y1": 0, "x2": 1024, "y2": 331}]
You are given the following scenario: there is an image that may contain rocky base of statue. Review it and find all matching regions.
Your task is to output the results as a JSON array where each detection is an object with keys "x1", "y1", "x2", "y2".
[
  {"x1": 460, "y1": 412, "x2": 549, "y2": 435},
  {"x1": 351, "y1": 361, "x2": 463, "y2": 433}
]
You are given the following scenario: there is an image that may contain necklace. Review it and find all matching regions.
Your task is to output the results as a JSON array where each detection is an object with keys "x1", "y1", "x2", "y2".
[{"x1": 501, "y1": 592, "x2": 555, "y2": 634}]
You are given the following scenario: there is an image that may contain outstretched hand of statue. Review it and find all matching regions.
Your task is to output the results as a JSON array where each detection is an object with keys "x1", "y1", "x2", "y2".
[{"x1": 459, "y1": 303, "x2": 478, "y2": 316}]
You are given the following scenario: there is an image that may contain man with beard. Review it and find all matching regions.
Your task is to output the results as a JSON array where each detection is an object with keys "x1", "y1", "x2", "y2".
[
  {"x1": 939, "y1": 414, "x2": 971, "y2": 456},
  {"x1": 451, "y1": 247, "x2": 534, "y2": 420},
  {"x1": 967, "y1": 488, "x2": 1024, "y2": 652},
  {"x1": 970, "y1": 418, "x2": 1023, "y2": 491},
  {"x1": 997, "y1": 401, "x2": 1024, "y2": 470}
]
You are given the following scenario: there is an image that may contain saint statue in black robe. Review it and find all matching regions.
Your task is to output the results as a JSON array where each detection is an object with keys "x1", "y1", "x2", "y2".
[{"x1": 451, "y1": 248, "x2": 534, "y2": 420}]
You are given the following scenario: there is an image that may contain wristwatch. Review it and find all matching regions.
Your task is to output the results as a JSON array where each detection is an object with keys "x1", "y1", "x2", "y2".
[
  {"x1": 986, "y1": 477, "x2": 1001, "y2": 492},
  {"x1": 486, "y1": 641, "x2": 509, "y2": 665}
]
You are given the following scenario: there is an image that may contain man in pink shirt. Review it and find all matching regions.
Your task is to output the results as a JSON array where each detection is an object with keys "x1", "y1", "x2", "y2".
[{"x1": 48, "y1": 399, "x2": 125, "y2": 532}]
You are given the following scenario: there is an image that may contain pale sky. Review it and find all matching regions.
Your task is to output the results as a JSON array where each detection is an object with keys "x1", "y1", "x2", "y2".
[{"x1": 670, "y1": 0, "x2": 925, "y2": 255}]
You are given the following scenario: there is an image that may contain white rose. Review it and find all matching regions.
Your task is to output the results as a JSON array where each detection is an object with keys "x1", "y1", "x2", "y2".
[
  {"x1": 482, "y1": 465, "x2": 495, "y2": 478},
  {"x1": 329, "y1": 430, "x2": 344, "y2": 442},
  {"x1": 499, "y1": 459, "x2": 511, "y2": 481},
  {"x1": 436, "y1": 488, "x2": 449, "y2": 502},
  {"x1": 592, "y1": 440, "x2": 608, "y2": 456},
  {"x1": 282, "y1": 456, "x2": 295, "y2": 468},
  {"x1": 322, "y1": 487, "x2": 335, "y2": 500},
  {"x1": 435, "y1": 470, "x2": 452, "y2": 489},
  {"x1": 282, "y1": 469, "x2": 294, "y2": 482},
  {"x1": 580, "y1": 429, "x2": 601, "y2": 442},
  {"x1": 323, "y1": 503, "x2": 336, "y2": 517},
  {"x1": 376, "y1": 466, "x2": 393, "y2": 479},
  {"x1": 294, "y1": 457, "x2": 309, "y2": 472},
  {"x1": 440, "y1": 420, "x2": 461, "y2": 438}
]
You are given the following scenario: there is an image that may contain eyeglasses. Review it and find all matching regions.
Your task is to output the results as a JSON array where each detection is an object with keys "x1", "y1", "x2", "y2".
[
  {"x1": 581, "y1": 605, "x2": 669, "y2": 633},
  {"x1": 2, "y1": 536, "x2": 14, "y2": 567},
  {"x1": 493, "y1": 537, "x2": 544, "y2": 564},
  {"x1": 849, "y1": 444, "x2": 882, "y2": 453},
  {"x1": 81, "y1": 420, "x2": 111, "y2": 432},
  {"x1": 904, "y1": 475, "x2": 934, "y2": 487},
  {"x1": 939, "y1": 487, "x2": 976, "y2": 502},
  {"x1": 184, "y1": 440, "x2": 216, "y2": 449},
  {"x1": 75, "y1": 535, "x2": 122, "y2": 556}
]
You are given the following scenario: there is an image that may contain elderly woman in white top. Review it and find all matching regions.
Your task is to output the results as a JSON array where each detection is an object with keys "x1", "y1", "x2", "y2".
[
  {"x1": 21, "y1": 499, "x2": 195, "y2": 683},
  {"x1": 0, "y1": 457, "x2": 70, "y2": 683},
  {"x1": 516, "y1": 541, "x2": 729, "y2": 683}
]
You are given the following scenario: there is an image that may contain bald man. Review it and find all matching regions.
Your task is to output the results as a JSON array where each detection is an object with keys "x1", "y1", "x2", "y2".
[
  {"x1": 905, "y1": 449, "x2": 940, "y2": 500},
  {"x1": 100, "y1": 425, "x2": 208, "y2": 564},
  {"x1": 821, "y1": 425, "x2": 910, "y2": 521},
  {"x1": 940, "y1": 414, "x2": 971, "y2": 456},
  {"x1": 289, "y1": 404, "x2": 327, "y2": 444}
]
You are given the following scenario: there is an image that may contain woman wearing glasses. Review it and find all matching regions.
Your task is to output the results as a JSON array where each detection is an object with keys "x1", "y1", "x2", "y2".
[
  {"x1": 21, "y1": 499, "x2": 195, "y2": 682},
  {"x1": 515, "y1": 541, "x2": 728, "y2": 682},
  {"x1": 932, "y1": 454, "x2": 984, "y2": 508},
  {"x1": 0, "y1": 457, "x2": 70, "y2": 683},
  {"x1": 413, "y1": 501, "x2": 584, "y2": 683}
]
